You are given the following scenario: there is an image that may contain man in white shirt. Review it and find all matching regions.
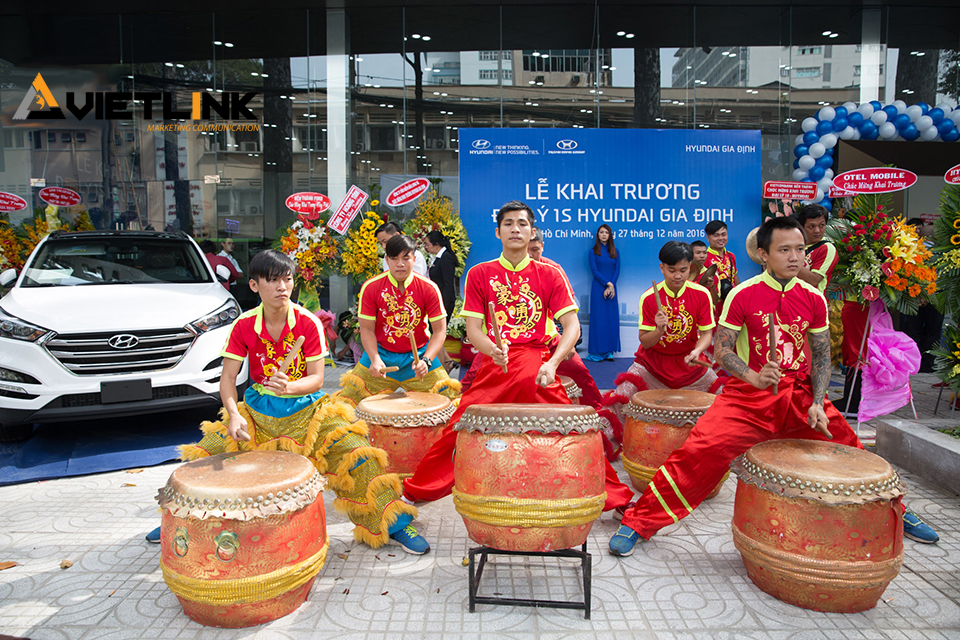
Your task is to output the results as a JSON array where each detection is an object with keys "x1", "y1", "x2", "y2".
[
  {"x1": 217, "y1": 237, "x2": 242, "y2": 273},
  {"x1": 376, "y1": 222, "x2": 427, "y2": 276}
]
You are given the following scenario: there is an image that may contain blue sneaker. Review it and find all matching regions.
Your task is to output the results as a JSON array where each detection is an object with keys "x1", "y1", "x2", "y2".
[
  {"x1": 903, "y1": 511, "x2": 939, "y2": 544},
  {"x1": 609, "y1": 524, "x2": 642, "y2": 557},
  {"x1": 145, "y1": 526, "x2": 161, "y2": 544},
  {"x1": 390, "y1": 525, "x2": 430, "y2": 555}
]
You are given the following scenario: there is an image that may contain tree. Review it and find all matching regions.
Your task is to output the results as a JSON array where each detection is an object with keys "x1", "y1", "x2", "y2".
[
  {"x1": 939, "y1": 49, "x2": 959, "y2": 103},
  {"x1": 633, "y1": 48, "x2": 661, "y2": 127},
  {"x1": 895, "y1": 49, "x2": 939, "y2": 106}
]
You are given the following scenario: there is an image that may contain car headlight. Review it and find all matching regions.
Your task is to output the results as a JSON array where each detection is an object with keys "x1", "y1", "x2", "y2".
[
  {"x1": 190, "y1": 299, "x2": 241, "y2": 334},
  {"x1": 0, "y1": 306, "x2": 51, "y2": 342}
]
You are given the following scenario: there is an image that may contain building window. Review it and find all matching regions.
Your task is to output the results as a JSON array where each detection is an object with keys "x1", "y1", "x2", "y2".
[
  {"x1": 3, "y1": 129, "x2": 27, "y2": 148},
  {"x1": 369, "y1": 126, "x2": 397, "y2": 151},
  {"x1": 780, "y1": 68, "x2": 790, "y2": 77},
  {"x1": 479, "y1": 50, "x2": 511, "y2": 61},
  {"x1": 47, "y1": 132, "x2": 56, "y2": 143},
  {"x1": 798, "y1": 46, "x2": 822, "y2": 55},
  {"x1": 75, "y1": 132, "x2": 86, "y2": 143},
  {"x1": 425, "y1": 126, "x2": 445, "y2": 149},
  {"x1": 61, "y1": 132, "x2": 71, "y2": 143},
  {"x1": 479, "y1": 69, "x2": 513, "y2": 80},
  {"x1": 234, "y1": 129, "x2": 260, "y2": 153},
  {"x1": 795, "y1": 67, "x2": 821, "y2": 78},
  {"x1": 296, "y1": 126, "x2": 327, "y2": 151}
]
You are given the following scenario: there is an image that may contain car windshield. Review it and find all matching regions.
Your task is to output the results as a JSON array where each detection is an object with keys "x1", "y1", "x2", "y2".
[{"x1": 20, "y1": 237, "x2": 213, "y2": 287}]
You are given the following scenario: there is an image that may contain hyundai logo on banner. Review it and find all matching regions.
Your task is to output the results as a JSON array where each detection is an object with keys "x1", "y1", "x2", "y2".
[
  {"x1": 472, "y1": 139, "x2": 491, "y2": 150},
  {"x1": 557, "y1": 139, "x2": 578, "y2": 150}
]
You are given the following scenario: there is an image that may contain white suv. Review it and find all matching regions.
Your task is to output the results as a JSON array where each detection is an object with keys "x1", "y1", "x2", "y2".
[{"x1": 0, "y1": 230, "x2": 247, "y2": 440}]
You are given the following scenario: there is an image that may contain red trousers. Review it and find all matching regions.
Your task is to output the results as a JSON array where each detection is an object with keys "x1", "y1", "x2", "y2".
[
  {"x1": 403, "y1": 344, "x2": 635, "y2": 510},
  {"x1": 620, "y1": 375, "x2": 863, "y2": 539}
]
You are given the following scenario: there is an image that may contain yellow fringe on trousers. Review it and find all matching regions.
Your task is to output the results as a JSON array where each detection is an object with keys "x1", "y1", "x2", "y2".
[
  {"x1": 177, "y1": 396, "x2": 417, "y2": 549},
  {"x1": 336, "y1": 363, "x2": 462, "y2": 408}
]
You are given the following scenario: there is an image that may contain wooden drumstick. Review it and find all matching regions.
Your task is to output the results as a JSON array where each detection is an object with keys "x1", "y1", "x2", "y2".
[
  {"x1": 382, "y1": 366, "x2": 399, "y2": 373},
  {"x1": 487, "y1": 301, "x2": 508, "y2": 373},
  {"x1": 279, "y1": 336, "x2": 306, "y2": 375},
  {"x1": 689, "y1": 358, "x2": 712, "y2": 368},
  {"x1": 652, "y1": 280, "x2": 663, "y2": 312},
  {"x1": 409, "y1": 330, "x2": 420, "y2": 368},
  {"x1": 768, "y1": 313, "x2": 779, "y2": 395}
]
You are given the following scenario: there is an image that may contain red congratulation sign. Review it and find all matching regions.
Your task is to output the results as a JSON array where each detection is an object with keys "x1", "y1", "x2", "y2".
[
  {"x1": 0, "y1": 192, "x2": 28, "y2": 212},
  {"x1": 829, "y1": 186, "x2": 857, "y2": 198},
  {"x1": 386, "y1": 178, "x2": 430, "y2": 207},
  {"x1": 285, "y1": 192, "x2": 331, "y2": 214},
  {"x1": 38, "y1": 187, "x2": 81, "y2": 207},
  {"x1": 832, "y1": 168, "x2": 918, "y2": 194},
  {"x1": 945, "y1": 163, "x2": 960, "y2": 185},
  {"x1": 762, "y1": 181, "x2": 818, "y2": 201},
  {"x1": 328, "y1": 186, "x2": 370, "y2": 235}
]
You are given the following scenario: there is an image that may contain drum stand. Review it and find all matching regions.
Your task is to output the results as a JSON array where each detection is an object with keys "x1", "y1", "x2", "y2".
[{"x1": 467, "y1": 543, "x2": 592, "y2": 619}]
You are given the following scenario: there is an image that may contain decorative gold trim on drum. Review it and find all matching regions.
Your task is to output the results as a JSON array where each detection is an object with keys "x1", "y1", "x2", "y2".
[
  {"x1": 160, "y1": 541, "x2": 328, "y2": 606},
  {"x1": 731, "y1": 440, "x2": 905, "y2": 506},
  {"x1": 732, "y1": 527, "x2": 902, "y2": 590},
  {"x1": 623, "y1": 389, "x2": 715, "y2": 427},
  {"x1": 621, "y1": 456, "x2": 657, "y2": 486},
  {"x1": 455, "y1": 404, "x2": 602, "y2": 435},
  {"x1": 452, "y1": 488, "x2": 606, "y2": 528},
  {"x1": 559, "y1": 376, "x2": 582, "y2": 400},
  {"x1": 622, "y1": 402, "x2": 704, "y2": 428},
  {"x1": 355, "y1": 392, "x2": 455, "y2": 427}
]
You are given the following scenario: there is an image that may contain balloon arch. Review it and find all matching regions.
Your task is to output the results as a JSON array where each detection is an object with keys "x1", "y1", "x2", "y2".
[{"x1": 791, "y1": 100, "x2": 960, "y2": 208}]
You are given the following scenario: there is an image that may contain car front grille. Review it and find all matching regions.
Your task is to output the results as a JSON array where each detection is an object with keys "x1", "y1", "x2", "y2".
[
  {"x1": 56, "y1": 384, "x2": 203, "y2": 408},
  {"x1": 45, "y1": 328, "x2": 195, "y2": 376}
]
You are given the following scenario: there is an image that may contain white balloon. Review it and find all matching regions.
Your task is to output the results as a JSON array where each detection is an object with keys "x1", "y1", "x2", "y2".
[
  {"x1": 949, "y1": 109, "x2": 960, "y2": 126},
  {"x1": 818, "y1": 106, "x2": 836, "y2": 122},
  {"x1": 817, "y1": 177, "x2": 833, "y2": 192},
  {"x1": 906, "y1": 105, "x2": 923, "y2": 122},
  {"x1": 916, "y1": 115, "x2": 934, "y2": 131},
  {"x1": 814, "y1": 187, "x2": 825, "y2": 202},
  {"x1": 808, "y1": 142, "x2": 826, "y2": 158},
  {"x1": 793, "y1": 168, "x2": 809, "y2": 181},
  {"x1": 795, "y1": 134, "x2": 805, "y2": 146},
  {"x1": 825, "y1": 168, "x2": 834, "y2": 179},
  {"x1": 857, "y1": 103, "x2": 875, "y2": 117},
  {"x1": 879, "y1": 122, "x2": 898, "y2": 139},
  {"x1": 820, "y1": 133, "x2": 838, "y2": 148},
  {"x1": 801, "y1": 117, "x2": 819, "y2": 132},
  {"x1": 871, "y1": 110, "x2": 888, "y2": 125},
  {"x1": 839, "y1": 126, "x2": 856, "y2": 140},
  {"x1": 798, "y1": 155, "x2": 816, "y2": 170},
  {"x1": 936, "y1": 102, "x2": 953, "y2": 112},
  {"x1": 893, "y1": 100, "x2": 907, "y2": 114},
  {"x1": 852, "y1": 128, "x2": 862, "y2": 140},
  {"x1": 921, "y1": 126, "x2": 940, "y2": 141},
  {"x1": 842, "y1": 101, "x2": 857, "y2": 113}
]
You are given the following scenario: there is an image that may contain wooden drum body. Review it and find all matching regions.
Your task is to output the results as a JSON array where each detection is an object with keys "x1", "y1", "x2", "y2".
[
  {"x1": 453, "y1": 404, "x2": 606, "y2": 552},
  {"x1": 157, "y1": 450, "x2": 327, "y2": 628},
  {"x1": 731, "y1": 440, "x2": 904, "y2": 613},
  {"x1": 357, "y1": 391, "x2": 454, "y2": 477},
  {"x1": 622, "y1": 389, "x2": 727, "y2": 498},
  {"x1": 559, "y1": 375, "x2": 582, "y2": 404}
]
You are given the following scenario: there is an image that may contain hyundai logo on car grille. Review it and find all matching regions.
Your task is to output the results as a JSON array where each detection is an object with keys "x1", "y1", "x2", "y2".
[
  {"x1": 108, "y1": 334, "x2": 140, "y2": 349},
  {"x1": 557, "y1": 139, "x2": 578, "y2": 150},
  {"x1": 472, "y1": 139, "x2": 491, "y2": 150}
]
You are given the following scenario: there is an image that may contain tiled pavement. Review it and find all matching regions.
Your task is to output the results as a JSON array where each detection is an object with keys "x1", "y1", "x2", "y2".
[{"x1": 1, "y1": 365, "x2": 958, "y2": 639}]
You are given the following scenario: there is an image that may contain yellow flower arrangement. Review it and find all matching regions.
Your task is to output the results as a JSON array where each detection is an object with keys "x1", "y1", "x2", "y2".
[
  {"x1": 340, "y1": 211, "x2": 384, "y2": 283},
  {"x1": 952, "y1": 234, "x2": 960, "y2": 246},
  {"x1": 276, "y1": 215, "x2": 340, "y2": 291},
  {"x1": 0, "y1": 218, "x2": 24, "y2": 272},
  {"x1": 403, "y1": 190, "x2": 472, "y2": 277},
  {"x1": 931, "y1": 186, "x2": 960, "y2": 317}
]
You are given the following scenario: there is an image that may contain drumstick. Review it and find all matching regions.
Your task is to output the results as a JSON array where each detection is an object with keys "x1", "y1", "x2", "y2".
[
  {"x1": 768, "y1": 313, "x2": 779, "y2": 395},
  {"x1": 487, "y1": 301, "x2": 508, "y2": 373},
  {"x1": 409, "y1": 331, "x2": 420, "y2": 368},
  {"x1": 279, "y1": 336, "x2": 306, "y2": 375},
  {"x1": 689, "y1": 358, "x2": 712, "y2": 368},
  {"x1": 652, "y1": 280, "x2": 663, "y2": 313},
  {"x1": 382, "y1": 366, "x2": 399, "y2": 373}
]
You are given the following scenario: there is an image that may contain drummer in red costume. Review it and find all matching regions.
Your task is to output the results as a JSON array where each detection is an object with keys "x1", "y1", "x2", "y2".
[
  {"x1": 795, "y1": 204, "x2": 838, "y2": 293},
  {"x1": 402, "y1": 201, "x2": 635, "y2": 512},
  {"x1": 600, "y1": 241, "x2": 722, "y2": 446},
  {"x1": 702, "y1": 220, "x2": 739, "y2": 308}
]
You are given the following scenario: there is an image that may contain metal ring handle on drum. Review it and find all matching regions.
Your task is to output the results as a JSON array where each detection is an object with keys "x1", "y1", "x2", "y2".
[
  {"x1": 172, "y1": 527, "x2": 189, "y2": 558},
  {"x1": 214, "y1": 531, "x2": 240, "y2": 563}
]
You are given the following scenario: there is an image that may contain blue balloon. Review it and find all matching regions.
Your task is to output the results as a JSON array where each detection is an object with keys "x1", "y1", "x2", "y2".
[
  {"x1": 809, "y1": 166, "x2": 826, "y2": 181},
  {"x1": 901, "y1": 124, "x2": 920, "y2": 141},
  {"x1": 869, "y1": 100, "x2": 883, "y2": 111},
  {"x1": 825, "y1": 148, "x2": 834, "y2": 156},
  {"x1": 848, "y1": 112, "x2": 864, "y2": 127},
  {"x1": 793, "y1": 158, "x2": 800, "y2": 169},
  {"x1": 816, "y1": 120, "x2": 833, "y2": 135},
  {"x1": 929, "y1": 108, "x2": 945, "y2": 124},
  {"x1": 917, "y1": 102, "x2": 930, "y2": 114},
  {"x1": 820, "y1": 198, "x2": 832, "y2": 209},
  {"x1": 800, "y1": 178, "x2": 815, "y2": 183},
  {"x1": 832, "y1": 116, "x2": 849, "y2": 132},
  {"x1": 803, "y1": 131, "x2": 820, "y2": 145},
  {"x1": 863, "y1": 128, "x2": 880, "y2": 140},
  {"x1": 834, "y1": 106, "x2": 848, "y2": 118},
  {"x1": 943, "y1": 128, "x2": 960, "y2": 142},
  {"x1": 859, "y1": 120, "x2": 878, "y2": 137},
  {"x1": 937, "y1": 120, "x2": 956, "y2": 136},
  {"x1": 816, "y1": 157, "x2": 833, "y2": 170},
  {"x1": 893, "y1": 114, "x2": 911, "y2": 130},
  {"x1": 883, "y1": 105, "x2": 899, "y2": 120},
  {"x1": 795, "y1": 144, "x2": 809, "y2": 158}
]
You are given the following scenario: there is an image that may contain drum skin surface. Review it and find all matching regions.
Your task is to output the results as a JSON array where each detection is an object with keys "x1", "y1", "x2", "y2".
[
  {"x1": 621, "y1": 389, "x2": 726, "y2": 497},
  {"x1": 731, "y1": 439, "x2": 905, "y2": 613},
  {"x1": 157, "y1": 450, "x2": 327, "y2": 627},
  {"x1": 357, "y1": 391, "x2": 454, "y2": 477},
  {"x1": 453, "y1": 404, "x2": 606, "y2": 552}
]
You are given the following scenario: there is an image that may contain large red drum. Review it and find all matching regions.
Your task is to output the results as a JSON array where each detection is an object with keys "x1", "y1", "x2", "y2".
[
  {"x1": 621, "y1": 389, "x2": 727, "y2": 499},
  {"x1": 356, "y1": 391, "x2": 454, "y2": 477},
  {"x1": 731, "y1": 439, "x2": 904, "y2": 613},
  {"x1": 453, "y1": 404, "x2": 606, "y2": 552},
  {"x1": 157, "y1": 450, "x2": 327, "y2": 627},
  {"x1": 558, "y1": 375, "x2": 582, "y2": 404}
]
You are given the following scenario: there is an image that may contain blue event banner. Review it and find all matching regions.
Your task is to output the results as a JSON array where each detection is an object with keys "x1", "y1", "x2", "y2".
[{"x1": 458, "y1": 128, "x2": 762, "y2": 355}]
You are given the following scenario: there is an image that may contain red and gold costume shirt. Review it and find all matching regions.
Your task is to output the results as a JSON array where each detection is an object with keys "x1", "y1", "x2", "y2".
[
  {"x1": 461, "y1": 254, "x2": 577, "y2": 346},
  {"x1": 223, "y1": 303, "x2": 328, "y2": 392},
  {"x1": 634, "y1": 280, "x2": 715, "y2": 386},
  {"x1": 719, "y1": 271, "x2": 828, "y2": 376},
  {"x1": 704, "y1": 247, "x2": 738, "y2": 287},
  {"x1": 804, "y1": 240, "x2": 839, "y2": 293},
  {"x1": 358, "y1": 271, "x2": 446, "y2": 352}
]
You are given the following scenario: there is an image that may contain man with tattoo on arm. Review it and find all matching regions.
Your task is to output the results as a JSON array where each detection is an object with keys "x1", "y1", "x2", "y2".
[{"x1": 608, "y1": 216, "x2": 938, "y2": 557}]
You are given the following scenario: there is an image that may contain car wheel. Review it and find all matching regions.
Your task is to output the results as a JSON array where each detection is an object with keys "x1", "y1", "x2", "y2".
[{"x1": 0, "y1": 423, "x2": 35, "y2": 442}]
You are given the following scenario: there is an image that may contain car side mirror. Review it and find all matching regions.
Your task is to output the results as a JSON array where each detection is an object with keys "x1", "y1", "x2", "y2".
[
  {"x1": 0, "y1": 268, "x2": 17, "y2": 288},
  {"x1": 215, "y1": 264, "x2": 231, "y2": 283}
]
